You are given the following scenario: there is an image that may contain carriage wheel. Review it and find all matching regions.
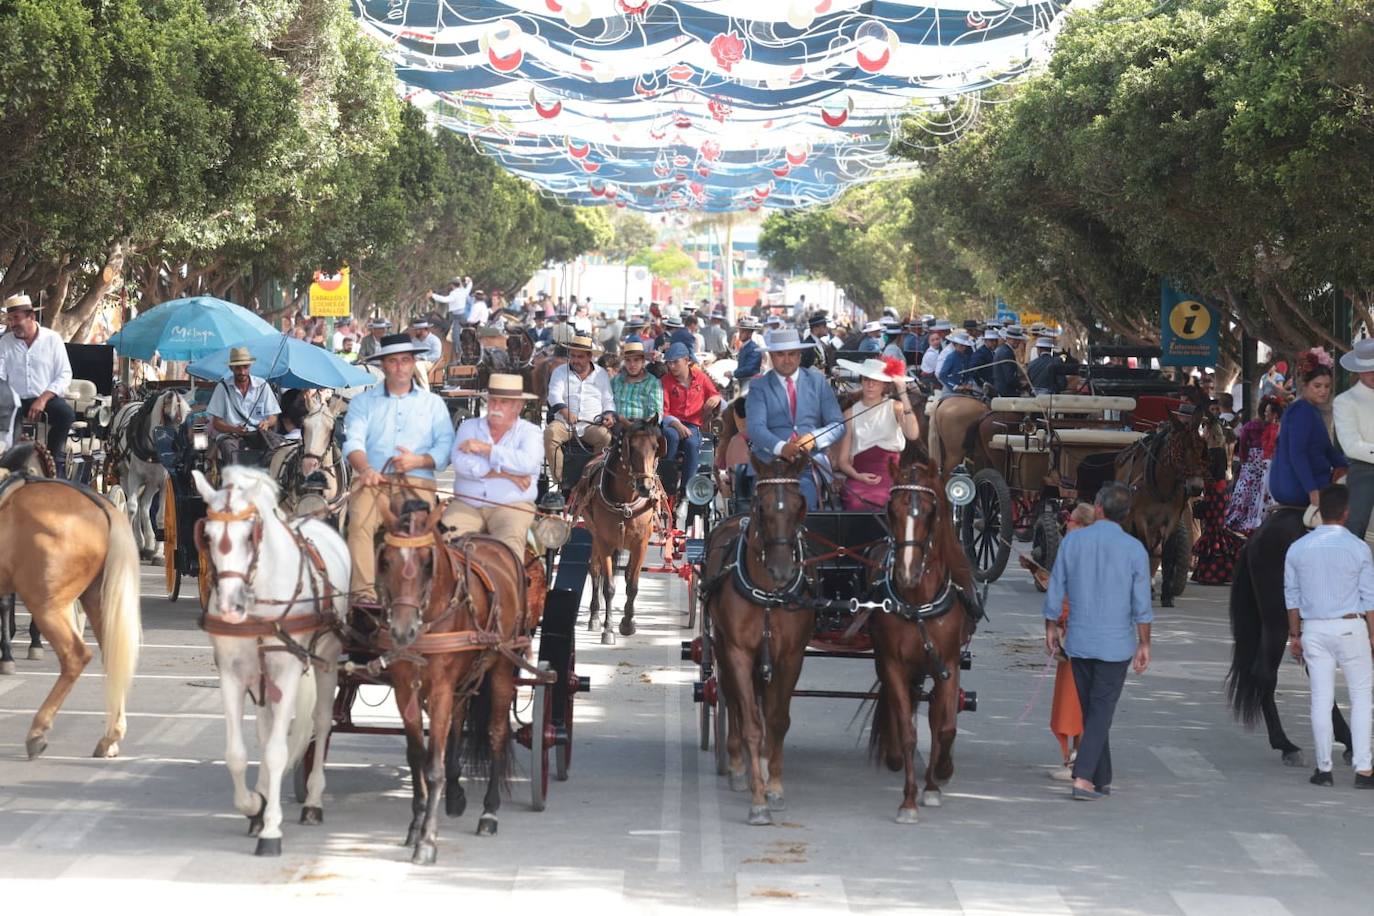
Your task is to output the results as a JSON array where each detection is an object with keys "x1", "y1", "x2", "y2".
[
  {"x1": 164, "y1": 477, "x2": 179, "y2": 600},
  {"x1": 961, "y1": 469, "x2": 1011, "y2": 583},
  {"x1": 530, "y1": 661, "x2": 551, "y2": 811},
  {"x1": 697, "y1": 615, "x2": 713, "y2": 752},
  {"x1": 1163, "y1": 508, "x2": 1193, "y2": 601},
  {"x1": 555, "y1": 646, "x2": 575, "y2": 781},
  {"x1": 197, "y1": 550, "x2": 212, "y2": 610},
  {"x1": 1030, "y1": 510, "x2": 1060, "y2": 593}
]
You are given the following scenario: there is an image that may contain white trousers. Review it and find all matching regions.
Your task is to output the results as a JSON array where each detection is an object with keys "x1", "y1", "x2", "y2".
[{"x1": 1304, "y1": 616, "x2": 1374, "y2": 773}]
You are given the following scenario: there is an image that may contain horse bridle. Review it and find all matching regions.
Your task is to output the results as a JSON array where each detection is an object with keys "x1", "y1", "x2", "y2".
[
  {"x1": 888, "y1": 482, "x2": 940, "y2": 585},
  {"x1": 752, "y1": 476, "x2": 807, "y2": 564},
  {"x1": 380, "y1": 529, "x2": 442, "y2": 623},
  {"x1": 598, "y1": 424, "x2": 658, "y2": 517},
  {"x1": 198, "y1": 499, "x2": 265, "y2": 586}
]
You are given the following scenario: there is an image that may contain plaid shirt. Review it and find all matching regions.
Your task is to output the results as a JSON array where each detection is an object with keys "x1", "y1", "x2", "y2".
[{"x1": 611, "y1": 372, "x2": 664, "y2": 420}]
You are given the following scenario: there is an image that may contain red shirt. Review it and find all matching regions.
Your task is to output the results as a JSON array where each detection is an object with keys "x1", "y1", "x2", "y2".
[{"x1": 660, "y1": 367, "x2": 719, "y2": 427}]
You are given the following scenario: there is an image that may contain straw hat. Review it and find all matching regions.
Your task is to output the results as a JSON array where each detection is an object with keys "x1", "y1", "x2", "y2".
[
  {"x1": 482, "y1": 373, "x2": 538, "y2": 400},
  {"x1": 227, "y1": 347, "x2": 256, "y2": 367},
  {"x1": 3, "y1": 293, "x2": 37, "y2": 314},
  {"x1": 622, "y1": 341, "x2": 647, "y2": 356},
  {"x1": 567, "y1": 335, "x2": 599, "y2": 352}
]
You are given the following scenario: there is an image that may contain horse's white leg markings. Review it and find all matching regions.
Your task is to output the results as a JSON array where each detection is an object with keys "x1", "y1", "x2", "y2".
[{"x1": 214, "y1": 645, "x2": 257, "y2": 818}]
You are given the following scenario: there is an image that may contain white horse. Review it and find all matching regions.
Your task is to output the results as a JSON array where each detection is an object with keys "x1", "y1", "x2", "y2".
[
  {"x1": 109, "y1": 391, "x2": 191, "y2": 559},
  {"x1": 192, "y1": 465, "x2": 348, "y2": 857}
]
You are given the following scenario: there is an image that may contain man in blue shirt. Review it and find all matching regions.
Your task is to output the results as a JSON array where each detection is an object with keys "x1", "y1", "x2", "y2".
[
  {"x1": 858, "y1": 321, "x2": 884, "y2": 353},
  {"x1": 993, "y1": 327, "x2": 1028, "y2": 397},
  {"x1": 968, "y1": 329, "x2": 999, "y2": 388},
  {"x1": 936, "y1": 330, "x2": 976, "y2": 397},
  {"x1": 733, "y1": 316, "x2": 764, "y2": 381},
  {"x1": 344, "y1": 334, "x2": 456, "y2": 603},
  {"x1": 1044, "y1": 482, "x2": 1153, "y2": 799}
]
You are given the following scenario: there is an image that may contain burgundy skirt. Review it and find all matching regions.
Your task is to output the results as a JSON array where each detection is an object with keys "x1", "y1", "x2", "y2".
[{"x1": 842, "y1": 446, "x2": 899, "y2": 511}]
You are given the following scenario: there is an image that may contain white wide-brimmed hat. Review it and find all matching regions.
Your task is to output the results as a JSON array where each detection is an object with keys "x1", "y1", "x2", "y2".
[
  {"x1": 1035, "y1": 337, "x2": 1055, "y2": 349},
  {"x1": 947, "y1": 330, "x2": 975, "y2": 347},
  {"x1": 762, "y1": 328, "x2": 814, "y2": 352},
  {"x1": 1340, "y1": 339, "x2": 1374, "y2": 373},
  {"x1": 982, "y1": 329, "x2": 1001, "y2": 340},
  {"x1": 862, "y1": 320, "x2": 884, "y2": 334},
  {"x1": 737, "y1": 315, "x2": 762, "y2": 330},
  {"x1": 482, "y1": 373, "x2": 538, "y2": 400},
  {"x1": 837, "y1": 357, "x2": 908, "y2": 383}
]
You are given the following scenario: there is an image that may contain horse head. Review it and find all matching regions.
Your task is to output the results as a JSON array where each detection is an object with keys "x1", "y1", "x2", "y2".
[
  {"x1": 615, "y1": 414, "x2": 665, "y2": 499},
  {"x1": 300, "y1": 392, "x2": 344, "y2": 477},
  {"x1": 749, "y1": 452, "x2": 809, "y2": 584},
  {"x1": 886, "y1": 445, "x2": 943, "y2": 594},
  {"x1": 192, "y1": 467, "x2": 276, "y2": 623},
  {"x1": 158, "y1": 391, "x2": 191, "y2": 429},
  {"x1": 376, "y1": 496, "x2": 442, "y2": 649},
  {"x1": 1167, "y1": 414, "x2": 1210, "y2": 498}
]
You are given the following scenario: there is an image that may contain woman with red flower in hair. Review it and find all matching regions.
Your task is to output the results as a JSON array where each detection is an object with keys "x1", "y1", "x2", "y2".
[{"x1": 833, "y1": 356, "x2": 921, "y2": 510}]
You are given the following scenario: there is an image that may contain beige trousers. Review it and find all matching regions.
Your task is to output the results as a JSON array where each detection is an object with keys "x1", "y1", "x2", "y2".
[
  {"x1": 543, "y1": 420, "x2": 611, "y2": 483},
  {"x1": 347, "y1": 475, "x2": 437, "y2": 603},
  {"x1": 441, "y1": 499, "x2": 535, "y2": 562}
]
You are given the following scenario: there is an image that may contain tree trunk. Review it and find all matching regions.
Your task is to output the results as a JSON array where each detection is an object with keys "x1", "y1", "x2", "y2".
[{"x1": 55, "y1": 241, "x2": 127, "y2": 341}]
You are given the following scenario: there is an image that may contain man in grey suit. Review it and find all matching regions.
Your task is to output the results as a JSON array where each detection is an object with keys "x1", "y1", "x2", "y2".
[{"x1": 745, "y1": 328, "x2": 845, "y2": 509}]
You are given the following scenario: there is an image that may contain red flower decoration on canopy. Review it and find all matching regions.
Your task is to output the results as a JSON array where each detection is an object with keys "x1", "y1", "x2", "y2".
[
  {"x1": 707, "y1": 97, "x2": 732, "y2": 122},
  {"x1": 709, "y1": 32, "x2": 745, "y2": 72}
]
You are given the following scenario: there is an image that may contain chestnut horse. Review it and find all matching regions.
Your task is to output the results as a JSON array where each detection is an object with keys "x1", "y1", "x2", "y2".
[
  {"x1": 375, "y1": 497, "x2": 532, "y2": 866},
  {"x1": 572, "y1": 415, "x2": 665, "y2": 644},
  {"x1": 0, "y1": 443, "x2": 142, "y2": 758},
  {"x1": 702, "y1": 453, "x2": 815, "y2": 825},
  {"x1": 868, "y1": 447, "x2": 979, "y2": 821}
]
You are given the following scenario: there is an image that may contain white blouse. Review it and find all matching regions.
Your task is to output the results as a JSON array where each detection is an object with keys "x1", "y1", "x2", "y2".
[{"x1": 848, "y1": 400, "x2": 905, "y2": 455}]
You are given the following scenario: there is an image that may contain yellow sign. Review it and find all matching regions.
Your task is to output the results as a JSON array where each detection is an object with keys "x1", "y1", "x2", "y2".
[
  {"x1": 309, "y1": 267, "x2": 351, "y2": 318},
  {"x1": 1018, "y1": 311, "x2": 1044, "y2": 327},
  {"x1": 1167, "y1": 299, "x2": 1211, "y2": 340}
]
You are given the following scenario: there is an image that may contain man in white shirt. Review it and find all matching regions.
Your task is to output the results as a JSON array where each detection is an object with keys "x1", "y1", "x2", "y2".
[
  {"x1": 1335, "y1": 339, "x2": 1374, "y2": 540},
  {"x1": 0, "y1": 294, "x2": 74, "y2": 471},
  {"x1": 409, "y1": 320, "x2": 443, "y2": 364},
  {"x1": 1285, "y1": 485, "x2": 1374, "y2": 788},
  {"x1": 544, "y1": 335, "x2": 615, "y2": 484},
  {"x1": 465, "y1": 291, "x2": 491, "y2": 328},
  {"x1": 442, "y1": 373, "x2": 543, "y2": 561},
  {"x1": 431, "y1": 276, "x2": 472, "y2": 321},
  {"x1": 206, "y1": 347, "x2": 281, "y2": 467},
  {"x1": 330, "y1": 317, "x2": 354, "y2": 352}
]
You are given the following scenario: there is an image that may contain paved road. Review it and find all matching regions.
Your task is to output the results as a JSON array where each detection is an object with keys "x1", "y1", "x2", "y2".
[{"x1": 2, "y1": 554, "x2": 1372, "y2": 913}]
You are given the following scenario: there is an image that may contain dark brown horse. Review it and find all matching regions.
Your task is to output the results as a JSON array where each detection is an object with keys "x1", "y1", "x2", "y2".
[
  {"x1": 702, "y1": 454, "x2": 815, "y2": 825},
  {"x1": 375, "y1": 497, "x2": 531, "y2": 866},
  {"x1": 1116, "y1": 413, "x2": 1209, "y2": 606},
  {"x1": 869, "y1": 447, "x2": 978, "y2": 822},
  {"x1": 571, "y1": 416, "x2": 665, "y2": 644}
]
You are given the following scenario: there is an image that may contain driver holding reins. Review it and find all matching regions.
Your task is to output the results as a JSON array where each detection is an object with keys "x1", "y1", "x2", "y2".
[
  {"x1": 0, "y1": 293, "x2": 73, "y2": 474},
  {"x1": 544, "y1": 334, "x2": 616, "y2": 484}
]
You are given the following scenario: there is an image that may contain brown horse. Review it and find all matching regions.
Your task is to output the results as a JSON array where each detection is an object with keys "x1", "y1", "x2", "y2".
[
  {"x1": 702, "y1": 453, "x2": 815, "y2": 825},
  {"x1": 929, "y1": 394, "x2": 1013, "y2": 477},
  {"x1": 0, "y1": 443, "x2": 141, "y2": 758},
  {"x1": 1116, "y1": 413, "x2": 1208, "y2": 606},
  {"x1": 572, "y1": 415, "x2": 665, "y2": 644},
  {"x1": 375, "y1": 497, "x2": 531, "y2": 866},
  {"x1": 869, "y1": 447, "x2": 978, "y2": 822}
]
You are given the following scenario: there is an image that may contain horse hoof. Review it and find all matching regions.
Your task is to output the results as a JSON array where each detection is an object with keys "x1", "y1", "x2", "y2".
[
  {"x1": 747, "y1": 805, "x2": 772, "y2": 826},
  {"x1": 587, "y1": 615, "x2": 600, "y2": 632},
  {"x1": 403, "y1": 826, "x2": 422, "y2": 848},
  {"x1": 921, "y1": 789, "x2": 942, "y2": 808},
  {"x1": 476, "y1": 815, "x2": 498, "y2": 837},
  {"x1": 26, "y1": 647, "x2": 43, "y2": 661},
  {"x1": 729, "y1": 770, "x2": 749, "y2": 793},
  {"x1": 92, "y1": 737, "x2": 119, "y2": 758},
  {"x1": 765, "y1": 791, "x2": 786, "y2": 812},
  {"x1": 600, "y1": 631, "x2": 616, "y2": 646},
  {"x1": 445, "y1": 784, "x2": 466, "y2": 818},
  {"x1": 619, "y1": 618, "x2": 637, "y2": 637},
  {"x1": 25, "y1": 735, "x2": 47, "y2": 759},
  {"x1": 895, "y1": 807, "x2": 920, "y2": 825},
  {"x1": 412, "y1": 841, "x2": 438, "y2": 866},
  {"x1": 0, "y1": 661, "x2": 15, "y2": 675},
  {"x1": 300, "y1": 806, "x2": 324, "y2": 826},
  {"x1": 254, "y1": 837, "x2": 282, "y2": 857},
  {"x1": 1282, "y1": 750, "x2": 1306, "y2": 768},
  {"x1": 247, "y1": 793, "x2": 267, "y2": 836}
]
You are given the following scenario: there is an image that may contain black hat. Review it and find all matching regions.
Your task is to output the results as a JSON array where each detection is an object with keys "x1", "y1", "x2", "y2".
[
  {"x1": 367, "y1": 333, "x2": 429, "y2": 361},
  {"x1": 808, "y1": 312, "x2": 830, "y2": 327}
]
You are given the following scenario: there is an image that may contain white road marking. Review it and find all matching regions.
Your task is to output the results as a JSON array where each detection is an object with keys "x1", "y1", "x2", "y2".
[
  {"x1": 737, "y1": 873, "x2": 848, "y2": 911},
  {"x1": 953, "y1": 881, "x2": 1072, "y2": 916},
  {"x1": 1230, "y1": 831, "x2": 1324, "y2": 878},
  {"x1": 8, "y1": 799, "x2": 107, "y2": 851},
  {"x1": 1173, "y1": 892, "x2": 1294, "y2": 916},
  {"x1": 60, "y1": 854, "x2": 193, "y2": 881},
  {"x1": 657, "y1": 686, "x2": 683, "y2": 872},
  {"x1": 0, "y1": 678, "x2": 24, "y2": 699},
  {"x1": 1151, "y1": 746, "x2": 1225, "y2": 781}
]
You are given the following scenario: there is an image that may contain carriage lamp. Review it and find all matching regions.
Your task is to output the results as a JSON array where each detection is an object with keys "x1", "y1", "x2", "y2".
[
  {"x1": 686, "y1": 473, "x2": 715, "y2": 507},
  {"x1": 945, "y1": 474, "x2": 976, "y2": 507},
  {"x1": 532, "y1": 513, "x2": 572, "y2": 551},
  {"x1": 192, "y1": 431, "x2": 210, "y2": 452}
]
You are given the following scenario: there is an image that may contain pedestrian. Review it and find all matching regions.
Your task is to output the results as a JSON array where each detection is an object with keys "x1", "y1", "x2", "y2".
[
  {"x1": 1043, "y1": 482, "x2": 1152, "y2": 800},
  {"x1": 1226, "y1": 396, "x2": 1282, "y2": 535},
  {"x1": 1283, "y1": 484, "x2": 1374, "y2": 788},
  {"x1": 1268, "y1": 357, "x2": 1346, "y2": 512},
  {"x1": 1334, "y1": 338, "x2": 1374, "y2": 540}
]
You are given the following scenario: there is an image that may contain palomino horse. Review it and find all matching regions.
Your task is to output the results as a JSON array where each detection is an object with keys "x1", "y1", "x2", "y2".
[
  {"x1": 0, "y1": 443, "x2": 141, "y2": 758},
  {"x1": 928, "y1": 393, "x2": 1012, "y2": 477},
  {"x1": 869, "y1": 447, "x2": 979, "y2": 821},
  {"x1": 702, "y1": 454, "x2": 815, "y2": 825},
  {"x1": 1227, "y1": 506, "x2": 1353, "y2": 767},
  {"x1": 1, "y1": 442, "x2": 55, "y2": 670},
  {"x1": 571, "y1": 415, "x2": 665, "y2": 644},
  {"x1": 192, "y1": 466, "x2": 348, "y2": 856},
  {"x1": 375, "y1": 497, "x2": 534, "y2": 866},
  {"x1": 1115, "y1": 412, "x2": 1209, "y2": 606},
  {"x1": 108, "y1": 389, "x2": 192, "y2": 559}
]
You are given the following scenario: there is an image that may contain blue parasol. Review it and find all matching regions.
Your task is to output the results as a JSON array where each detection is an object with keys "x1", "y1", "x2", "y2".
[
  {"x1": 107, "y1": 296, "x2": 278, "y2": 361},
  {"x1": 186, "y1": 334, "x2": 375, "y2": 390}
]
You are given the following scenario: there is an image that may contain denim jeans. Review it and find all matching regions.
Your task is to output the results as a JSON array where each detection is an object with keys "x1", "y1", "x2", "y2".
[{"x1": 662, "y1": 419, "x2": 701, "y2": 483}]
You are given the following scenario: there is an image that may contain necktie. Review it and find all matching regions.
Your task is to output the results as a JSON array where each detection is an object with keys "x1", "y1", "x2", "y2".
[{"x1": 785, "y1": 375, "x2": 797, "y2": 421}]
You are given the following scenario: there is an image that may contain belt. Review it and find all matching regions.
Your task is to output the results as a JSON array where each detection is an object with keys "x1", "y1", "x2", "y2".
[{"x1": 1306, "y1": 613, "x2": 1368, "y2": 621}]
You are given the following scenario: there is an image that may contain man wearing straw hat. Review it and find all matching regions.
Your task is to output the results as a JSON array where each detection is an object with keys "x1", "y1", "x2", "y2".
[
  {"x1": 545, "y1": 334, "x2": 616, "y2": 483},
  {"x1": 206, "y1": 346, "x2": 281, "y2": 467},
  {"x1": 443, "y1": 373, "x2": 543, "y2": 561},
  {"x1": 1334, "y1": 338, "x2": 1374, "y2": 540},
  {"x1": 0, "y1": 293, "x2": 74, "y2": 474},
  {"x1": 344, "y1": 333, "x2": 455, "y2": 604}
]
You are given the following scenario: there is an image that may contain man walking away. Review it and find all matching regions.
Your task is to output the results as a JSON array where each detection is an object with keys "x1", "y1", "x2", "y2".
[
  {"x1": 1043, "y1": 482, "x2": 1152, "y2": 800},
  {"x1": 1284, "y1": 484, "x2": 1374, "y2": 788}
]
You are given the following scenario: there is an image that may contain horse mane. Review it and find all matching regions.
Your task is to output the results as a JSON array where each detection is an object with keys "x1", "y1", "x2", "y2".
[{"x1": 219, "y1": 465, "x2": 281, "y2": 512}]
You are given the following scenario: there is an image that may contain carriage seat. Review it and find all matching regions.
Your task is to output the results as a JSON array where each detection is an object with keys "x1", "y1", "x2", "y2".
[
  {"x1": 1053, "y1": 428, "x2": 1146, "y2": 447},
  {"x1": 989, "y1": 394, "x2": 1137, "y2": 413},
  {"x1": 65, "y1": 380, "x2": 100, "y2": 433},
  {"x1": 989, "y1": 431, "x2": 1049, "y2": 453}
]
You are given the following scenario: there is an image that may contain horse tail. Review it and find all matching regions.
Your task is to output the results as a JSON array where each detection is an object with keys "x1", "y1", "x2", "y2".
[
  {"x1": 98, "y1": 503, "x2": 143, "y2": 730},
  {"x1": 460, "y1": 671, "x2": 513, "y2": 797},
  {"x1": 1224, "y1": 543, "x2": 1267, "y2": 728},
  {"x1": 286, "y1": 665, "x2": 317, "y2": 769}
]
